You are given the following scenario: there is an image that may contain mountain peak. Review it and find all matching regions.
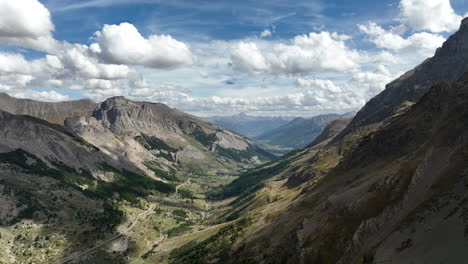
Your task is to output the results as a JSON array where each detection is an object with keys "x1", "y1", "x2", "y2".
[
  {"x1": 461, "y1": 17, "x2": 468, "y2": 28},
  {"x1": 105, "y1": 96, "x2": 130, "y2": 103},
  {"x1": 0, "y1": 92, "x2": 11, "y2": 98}
]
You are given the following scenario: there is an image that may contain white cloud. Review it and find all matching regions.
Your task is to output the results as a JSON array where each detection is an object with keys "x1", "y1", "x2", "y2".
[
  {"x1": 359, "y1": 22, "x2": 445, "y2": 57},
  {"x1": 296, "y1": 79, "x2": 342, "y2": 93},
  {"x1": 348, "y1": 65, "x2": 399, "y2": 98},
  {"x1": 92, "y1": 22, "x2": 194, "y2": 69},
  {"x1": 58, "y1": 44, "x2": 134, "y2": 80},
  {"x1": 0, "y1": 53, "x2": 40, "y2": 74},
  {"x1": 230, "y1": 42, "x2": 269, "y2": 74},
  {"x1": 230, "y1": 32, "x2": 361, "y2": 75},
  {"x1": 0, "y1": 0, "x2": 58, "y2": 51},
  {"x1": 400, "y1": 0, "x2": 463, "y2": 33},
  {"x1": 260, "y1": 29, "x2": 272, "y2": 38},
  {"x1": 294, "y1": 65, "x2": 399, "y2": 110},
  {"x1": 13, "y1": 90, "x2": 69, "y2": 102}
]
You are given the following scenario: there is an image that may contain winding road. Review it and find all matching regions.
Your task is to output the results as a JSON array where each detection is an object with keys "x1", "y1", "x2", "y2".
[
  {"x1": 175, "y1": 178, "x2": 190, "y2": 194},
  {"x1": 57, "y1": 205, "x2": 155, "y2": 264}
]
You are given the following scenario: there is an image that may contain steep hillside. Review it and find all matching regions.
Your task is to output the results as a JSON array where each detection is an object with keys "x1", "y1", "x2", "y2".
[
  {"x1": 308, "y1": 117, "x2": 353, "y2": 147},
  {"x1": 0, "y1": 110, "x2": 122, "y2": 174},
  {"x1": 255, "y1": 113, "x2": 354, "y2": 149},
  {"x1": 207, "y1": 113, "x2": 294, "y2": 138},
  {"x1": 0, "y1": 92, "x2": 97, "y2": 125}
]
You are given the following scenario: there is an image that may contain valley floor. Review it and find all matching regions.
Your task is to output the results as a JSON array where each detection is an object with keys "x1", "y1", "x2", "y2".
[{"x1": 0, "y1": 166, "x2": 240, "y2": 264}]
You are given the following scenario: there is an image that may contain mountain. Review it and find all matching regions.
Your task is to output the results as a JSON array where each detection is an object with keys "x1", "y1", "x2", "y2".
[
  {"x1": 255, "y1": 112, "x2": 355, "y2": 149},
  {"x1": 0, "y1": 92, "x2": 97, "y2": 125},
  {"x1": 65, "y1": 97, "x2": 274, "y2": 176},
  {"x1": 164, "y1": 19, "x2": 468, "y2": 264},
  {"x1": 207, "y1": 113, "x2": 294, "y2": 138}
]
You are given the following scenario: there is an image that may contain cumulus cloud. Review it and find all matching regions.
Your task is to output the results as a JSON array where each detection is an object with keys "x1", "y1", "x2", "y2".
[
  {"x1": 260, "y1": 29, "x2": 272, "y2": 38},
  {"x1": 58, "y1": 44, "x2": 135, "y2": 80},
  {"x1": 400, "y1": 0, "x2": 463, "y2": 33},
  {"x1": 0, "y1": 53, "x2": 41, "y2": 74},
  {"x1": 230, "y1": 42, "x2": 269, "y2": 74},
  {"x1": 91, "y1": 23, "x2": 194, "y2": 69},
  {"x1": 296, "y1": 79, "x2": 343, "y2": 93},
  {"x1": 294, "y1": 65, "x2": 399, "y2": 109},
  {"x1": 348, "y1": 65, "x2": 399, "y2": 98},
  {"x1": 13, "y1": 90, "x2": 69, "y2": 102},
  {"x1": 359, "y1": 22, "x2": 445, "y2": 57},
  {"x1": 230, "y1": 32, "x2": 361, "y2": 75},
  {"x1": 0, "y1": 0, "x2": 58, "y2": 51}
]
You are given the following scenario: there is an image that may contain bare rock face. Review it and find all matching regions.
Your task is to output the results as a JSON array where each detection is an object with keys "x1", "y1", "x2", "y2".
[
  {"x1": 0, "y1": 93, "x2": 97, "y2": 125},
  {"x1": 91, "y1": 96, "x2": 183, "y2": 134},
  {"x1": 340, "y1": 18, "x2": 468, "y2": 138}
]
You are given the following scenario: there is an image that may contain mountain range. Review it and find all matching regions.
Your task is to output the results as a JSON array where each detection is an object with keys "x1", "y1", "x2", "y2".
[
  {"x1": 255, "y1": 112, "x2": 355, "y2": 149},
  {"x1": 209, "y1": 112, "x2": 354, "y2": 152},
  {"x1": 206, "y1": 113, "x2": 294, "y2": 139}
]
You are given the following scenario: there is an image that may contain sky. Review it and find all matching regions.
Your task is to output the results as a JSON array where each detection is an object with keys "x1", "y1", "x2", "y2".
[{"x1": 0, "y1": 0, "x2": 467, "y2": 116}]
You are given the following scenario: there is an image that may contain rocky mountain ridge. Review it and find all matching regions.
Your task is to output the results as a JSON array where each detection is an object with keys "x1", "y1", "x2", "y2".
[{"x1": 0, "y1": 92, "x2": 97, "y2": 125}]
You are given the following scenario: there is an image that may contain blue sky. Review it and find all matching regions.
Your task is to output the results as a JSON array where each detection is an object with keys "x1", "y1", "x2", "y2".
[
  {"x1": 0, "y1": 0, "x2": 467, "y2": 116},
  {"x1": 43, "y1": 0, "x2": 399, "y2": 45}
]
